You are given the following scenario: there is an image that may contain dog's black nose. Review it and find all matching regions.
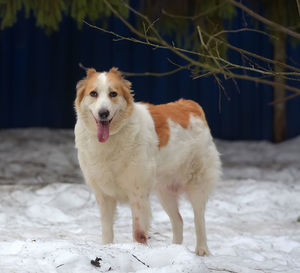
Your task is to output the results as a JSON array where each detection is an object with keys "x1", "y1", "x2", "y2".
[{"x1": 98, "y1": 109, "x2": 110, "y2": 120}]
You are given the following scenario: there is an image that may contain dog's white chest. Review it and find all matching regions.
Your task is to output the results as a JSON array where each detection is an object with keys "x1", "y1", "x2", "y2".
[
  {"x1": 77, "y1": 143, "x2": 134, "y2": 200},
  {"x1": 75, "y1": 116, "x2": 156, "y2": 201}
]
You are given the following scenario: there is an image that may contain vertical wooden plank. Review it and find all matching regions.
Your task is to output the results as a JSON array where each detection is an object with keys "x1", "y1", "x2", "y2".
[{"x1": 273, "y1": 32, "x2": 286, "y2": 143}]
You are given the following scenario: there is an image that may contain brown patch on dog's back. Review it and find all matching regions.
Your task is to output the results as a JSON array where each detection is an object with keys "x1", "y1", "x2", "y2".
[{"x1": 147, "y1": 99, "x2": 208, "y2": 148}]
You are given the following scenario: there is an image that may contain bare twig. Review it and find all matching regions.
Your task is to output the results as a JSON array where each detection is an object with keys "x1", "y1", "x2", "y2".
[
  {"x1": 211, "y1": 28, "x2": 276, "y2": 40},
  {"x1": 121, "y1": 64, "x2": 191, "y2": 77},
  {"x1": 132, "y1": 254, "x2": 150, "y2": 268},
  {"x1": 78, "y1": 62, "x2": 89, "y2": 72},
  {"x1": 269, "y1": 92, "x2": 300, "y2": 105},
  {"x1": 197, "y1": 25, "x2": 208, "y2": 49},
  {"x1": 208, "y1": 267, "x2": 239, "y2": 273}
]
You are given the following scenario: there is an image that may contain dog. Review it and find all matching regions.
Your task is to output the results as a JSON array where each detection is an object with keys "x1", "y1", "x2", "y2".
[{"x1": 74, "y1": 67, "x2": 221, "y2": 256}]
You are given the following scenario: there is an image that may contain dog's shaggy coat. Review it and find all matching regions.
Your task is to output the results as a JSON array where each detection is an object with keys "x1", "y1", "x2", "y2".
[{"x1": 74, "y1": 67, "x2": 221, "y2": 255}]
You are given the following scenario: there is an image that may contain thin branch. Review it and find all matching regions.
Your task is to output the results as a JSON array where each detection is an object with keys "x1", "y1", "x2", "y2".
[
  {"x1": 211, "y1": 27, "x2": 276, "y2": 40},
  {"x1": 269, "y1": 92, "x2": 300, "y2": 105},
  {"x1": 227, "y1": 0, "x2": 300, "y2": 39},
  {"x1": 78, "y1": 62, "x2": 89, "y2": 72},
  {"x1": 208, "y1": 267, "x2": 239, "y2": 273},
  {"x1": 224, "y1": 73, "x2": 300, "y2": 97},
  {"x1": 232, "y1": 77, "x2": 241, "y2": 94},
  {"x1": 214, "y1": 55, "x2": 300, "y2": 77},
  {"x1": 192, "y1": 71, "x2": 215, "y2": 79},
  {"x1": 132, "y1": 254, "x2": 150, "y2": 268},
  {"x1": 145, "y1": 17, "x2": 160, "y2": 35},
  {"x1": 121, "y1": 64, "x2": 191, "y2": 77},
  {"x1": 197, "y1": 25, "x2": 208, "y2": 49},
  {"x1": 167, "y1": 58, "x2": 184, "y2": 68},
  {"x1": 142, "y1": 22, "x2": 149, "y2": 44}
]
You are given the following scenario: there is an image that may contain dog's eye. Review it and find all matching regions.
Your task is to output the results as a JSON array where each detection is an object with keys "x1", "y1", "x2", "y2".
[
  {"x1": 109, "y1": 91, "x2": 118, "y2": 98},
  {"x1": 90, "y1": 91, "x2": 98, "y2": 98}
]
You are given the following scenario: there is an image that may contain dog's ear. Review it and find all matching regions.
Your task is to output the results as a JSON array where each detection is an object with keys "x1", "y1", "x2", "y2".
[
  {"x1": 109, "y1": 67, "x2": 132, "y2": 90},
  {"x1": 76, "y1": 79, "x2": 86, "y2": 91},
  {"x1": 75, "y1": 79, "x2": 86, "y2": 110},
  {"x1": 108, "y1": 67, "x2": 121, "y2": 76},
  {"x1": 86, "y1": 68, "x2": 96, "y2": 77},
  {"x1": 108, "y1": 67, "x2": 134, "y2": 104}
]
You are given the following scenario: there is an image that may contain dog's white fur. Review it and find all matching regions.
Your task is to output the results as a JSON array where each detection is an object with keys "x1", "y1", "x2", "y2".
[{"x1": 74, "y1": 68, "x2": 221, "y2": 255}]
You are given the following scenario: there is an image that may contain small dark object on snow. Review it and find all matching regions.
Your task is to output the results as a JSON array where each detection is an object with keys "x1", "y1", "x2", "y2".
[
  {"x1": 297, "y1": 216, "x2": 300, "y2": 222},
  {"x1": 91, "y1": 257, "x2": 102, "y2": 267},
  {"x1": 132, "y1": 254, "x2": 150, "y2": 268}
]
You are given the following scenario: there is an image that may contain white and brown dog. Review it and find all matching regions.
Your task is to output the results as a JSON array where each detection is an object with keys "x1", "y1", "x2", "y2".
[{"x1": 74, "y1": 67, "x2": 221, "y2": 256}]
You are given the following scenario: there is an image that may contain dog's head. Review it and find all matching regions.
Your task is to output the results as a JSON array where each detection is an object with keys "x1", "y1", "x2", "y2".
[{"x1": 75, "y1": 67, "x2": 134, "y2": 143}]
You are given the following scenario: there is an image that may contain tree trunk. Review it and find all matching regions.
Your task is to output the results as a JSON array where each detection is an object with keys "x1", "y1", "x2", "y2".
[{"x1": 273, "y1": 32, "x2": 286, "y2": 143}]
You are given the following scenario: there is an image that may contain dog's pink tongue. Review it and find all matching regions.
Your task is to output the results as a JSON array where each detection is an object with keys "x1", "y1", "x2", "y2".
[{"x1": 97, "y1": 121, "x2": 110, "y2": 143}]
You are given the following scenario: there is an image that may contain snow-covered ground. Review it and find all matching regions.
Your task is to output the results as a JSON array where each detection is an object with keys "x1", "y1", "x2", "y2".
[{"x1": 0, "y1": 129, "x2": 299, "y2": 273}]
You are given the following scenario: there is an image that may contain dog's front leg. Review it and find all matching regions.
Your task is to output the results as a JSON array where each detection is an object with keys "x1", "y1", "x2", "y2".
[
  {"x1": 94, "y1": 190, "x2": 117, "y2": 244},
  {"x1": 128, "y1": 193, "x2": 151, "y2": 244}
]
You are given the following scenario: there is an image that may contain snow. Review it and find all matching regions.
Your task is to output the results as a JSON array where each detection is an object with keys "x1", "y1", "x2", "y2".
[{"x1": 0, "y1": 129, "x2": 300, "y2": 273}]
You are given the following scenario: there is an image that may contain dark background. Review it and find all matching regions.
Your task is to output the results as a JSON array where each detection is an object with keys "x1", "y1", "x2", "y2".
[{"x1": 1, "y1": 10, "x2": 300, "y2": 141}]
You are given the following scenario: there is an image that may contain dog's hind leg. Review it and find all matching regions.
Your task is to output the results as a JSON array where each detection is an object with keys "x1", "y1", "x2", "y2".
[
  {"x1": 156, "y1": 186, "x2": 183, "y2": 244},
  {"x1": 186, "y1": 183, "x2": 211, "y2": 256}
]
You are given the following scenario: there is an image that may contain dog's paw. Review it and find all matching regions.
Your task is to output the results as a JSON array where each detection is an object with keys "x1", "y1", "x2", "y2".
[
  {"x1": 195, "y1": 246, "x2": 211, "y2": 256},
  {"x1": 134, "y1": 230, "x2": 147, "y2": 244}
]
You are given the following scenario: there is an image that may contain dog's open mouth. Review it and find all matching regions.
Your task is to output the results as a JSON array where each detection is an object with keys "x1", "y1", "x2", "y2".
[{"x1": 97, "y1": 119, "x2": 112, "y2": 143}]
